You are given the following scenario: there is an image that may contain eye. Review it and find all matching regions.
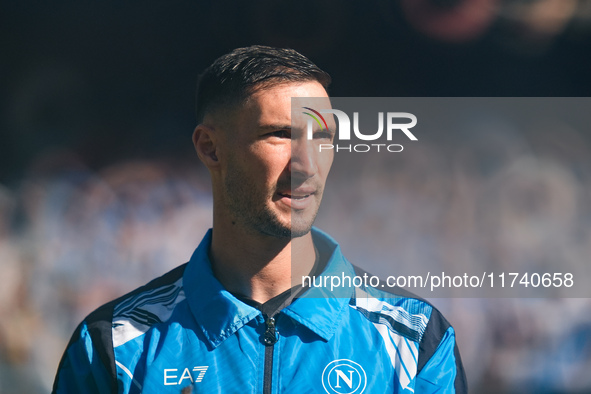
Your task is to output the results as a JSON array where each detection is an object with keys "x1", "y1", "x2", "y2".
[
  {"x1": 314, "y1": 130, "x2": 334, "y2": 140},
  {"x1": 268, "y1": 129, "x2": 291, "y2": 138}
]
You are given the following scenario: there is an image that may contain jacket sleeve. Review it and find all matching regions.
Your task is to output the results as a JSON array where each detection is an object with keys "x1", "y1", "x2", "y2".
[
  {"x1": 415, "y1": 309, "x2": 468, "y2": 393},
  {"x1": 52, "y1": 301, "x2": 118, "y2": 393},
  {"x1": 52, "y1": 322, "x2": 114, "y2": 393}
]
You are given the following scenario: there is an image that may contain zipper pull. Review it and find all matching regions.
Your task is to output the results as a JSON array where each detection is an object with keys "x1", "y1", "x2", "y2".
[{"x1": 263, "y1": 316, "x2": 278, "y2": 346}]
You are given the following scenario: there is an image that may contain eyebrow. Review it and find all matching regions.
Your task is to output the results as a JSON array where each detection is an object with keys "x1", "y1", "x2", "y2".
[
  {"x1": 258, "y1": 123, "x2": 336, "y2": 136},
  {"x1": 258, "y1": 124, "x2": 292, "y2": 131}
]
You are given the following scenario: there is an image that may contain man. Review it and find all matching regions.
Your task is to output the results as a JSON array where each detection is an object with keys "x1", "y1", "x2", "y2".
[{"x1": 53, "y1": 46, "x2": 467, "y2": 393}]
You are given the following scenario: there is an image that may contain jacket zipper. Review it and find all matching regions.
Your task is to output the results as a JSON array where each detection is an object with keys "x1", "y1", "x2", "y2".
[{"x1": 262, "y1": 315, "x2": 278, "y2": 394}]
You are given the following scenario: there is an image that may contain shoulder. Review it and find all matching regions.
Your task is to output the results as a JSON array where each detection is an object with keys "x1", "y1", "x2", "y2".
[
  {"x1": 86, "y1": 263, "x2": 188, "y2": 342},
  {"x1": 348, "y1": 265, "x2": 454, "y2": 368},
  {"x1": 111, "y1": 263, "x2": 188, "y2": 347},
  {"x1": 347, "y1": 264, "x2": 467, "y2": 391},
  {"x1": 349, "y1": 265, "x2": 434, "y2": 337},
  {"x1": 53, "y1": 263, "x2": 188, "y2": 392}
]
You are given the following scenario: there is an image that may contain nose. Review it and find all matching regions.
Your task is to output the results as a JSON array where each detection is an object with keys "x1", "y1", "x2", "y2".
[{"x1": 289, "y1": 137, "x2": 317, "y2": 180}]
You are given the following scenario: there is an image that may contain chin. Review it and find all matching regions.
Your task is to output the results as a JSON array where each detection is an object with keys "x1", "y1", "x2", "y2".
[
  {"x1": 289, "y1": 227, "x2": 312, "y2": 238},
  {"x1": 289, "y1": 219, "x2": 315, "y2": 238},
  {"x1": 256, "y1": 220, "x2": 312, "y2": 239},
  {"x1": 252, "y1": 209, "x2": 315, "y2": 239},
  {"x1": 265, "y1": 224, "x2": 311, "y2": 239}
]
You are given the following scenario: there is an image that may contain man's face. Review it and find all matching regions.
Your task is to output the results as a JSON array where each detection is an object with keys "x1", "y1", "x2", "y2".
[{"x1": 217, "y1": 81, "x2": 334, "y2": 238}]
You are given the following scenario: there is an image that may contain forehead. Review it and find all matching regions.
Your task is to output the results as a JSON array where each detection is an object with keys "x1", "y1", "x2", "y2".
[{"x1": 239, "y1": 81, "x2": 332, "y2": 127}]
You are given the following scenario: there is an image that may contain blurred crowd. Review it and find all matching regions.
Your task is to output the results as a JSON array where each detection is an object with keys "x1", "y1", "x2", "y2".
[
  {"x1": 1, "y1": 108, "x2": 591, "y2": 392},
  {"x1": 0, "y1": 156, "x2": 213, "y2": 392},
  {"x1": 398, "y1": 0, "x2": 591, "y2": 49}
]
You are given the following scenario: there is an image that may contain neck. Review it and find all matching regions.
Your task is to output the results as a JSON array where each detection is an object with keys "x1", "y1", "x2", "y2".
[{"x1": 209, "y1": 219, "x2": 316, "y2": 304}]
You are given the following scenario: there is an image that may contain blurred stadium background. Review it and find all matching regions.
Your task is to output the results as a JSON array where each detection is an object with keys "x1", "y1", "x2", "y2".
[{"x1": 2, "y1": 0, "x2": 591, "y2": 392}]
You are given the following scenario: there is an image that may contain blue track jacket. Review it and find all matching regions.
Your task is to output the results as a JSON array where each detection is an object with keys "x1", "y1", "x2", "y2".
[{"x1": 53, "y1": 228, "x2": 467, "y2": 393}]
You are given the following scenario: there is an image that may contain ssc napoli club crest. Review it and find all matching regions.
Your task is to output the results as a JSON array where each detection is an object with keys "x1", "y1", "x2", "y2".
[{"x1": 321, "y1": 359, "x2": 367, "y2": 394}]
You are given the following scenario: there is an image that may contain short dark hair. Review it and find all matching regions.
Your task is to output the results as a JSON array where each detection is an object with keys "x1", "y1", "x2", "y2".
[{"x1": 195, "y1": 45, "x2": 331, "y2": 123}]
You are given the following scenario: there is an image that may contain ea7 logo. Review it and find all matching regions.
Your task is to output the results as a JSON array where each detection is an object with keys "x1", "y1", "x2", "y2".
[
  {"x1": 302, "y1": 107, "x2": 418, "y2": 141},
  {"x1": 322, "y1": 359, "x2": 367, "y2": 394},
  {"x1": 163, "y1": 366, "x2": 208, "y2": 386}
]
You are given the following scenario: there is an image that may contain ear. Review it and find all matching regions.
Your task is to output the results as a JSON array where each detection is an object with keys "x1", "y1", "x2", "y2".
[{"x1": 192, "y1": 124, "x2": 220, "y2": 168}]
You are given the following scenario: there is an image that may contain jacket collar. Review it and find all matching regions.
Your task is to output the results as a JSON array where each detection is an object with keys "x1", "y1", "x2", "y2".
[
  {"x1": 184, "y1": 230, "x2": 260, "y2": 349},
  {"x1": 183, "y1": 228, "x2": 354, "y2": 348},
  {"x1": 282, "y1": 228, "x2": 355, "y2": 341}
]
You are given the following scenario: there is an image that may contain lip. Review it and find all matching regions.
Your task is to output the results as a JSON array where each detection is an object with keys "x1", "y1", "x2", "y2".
[{"x1": 277, "y1": 188, "x2": 316, "y2": 210}]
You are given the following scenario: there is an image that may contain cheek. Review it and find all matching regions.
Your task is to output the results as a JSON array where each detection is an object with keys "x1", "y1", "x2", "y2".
[
  {"x1": 255, "y1": 147, "x2": 291, "y2": 173},
  {"x1": 318, "y1": 153, "x2": 334, "y2": 178},
  {"x1": 234, "y1": 142, "x2": 291, "y2": 186},
  {"x1": 227, "y1": 145, "x2": 264, "y2": 171},
  {"x1": 261, "y1": 158, "x2": 289, "y2": 184}
]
